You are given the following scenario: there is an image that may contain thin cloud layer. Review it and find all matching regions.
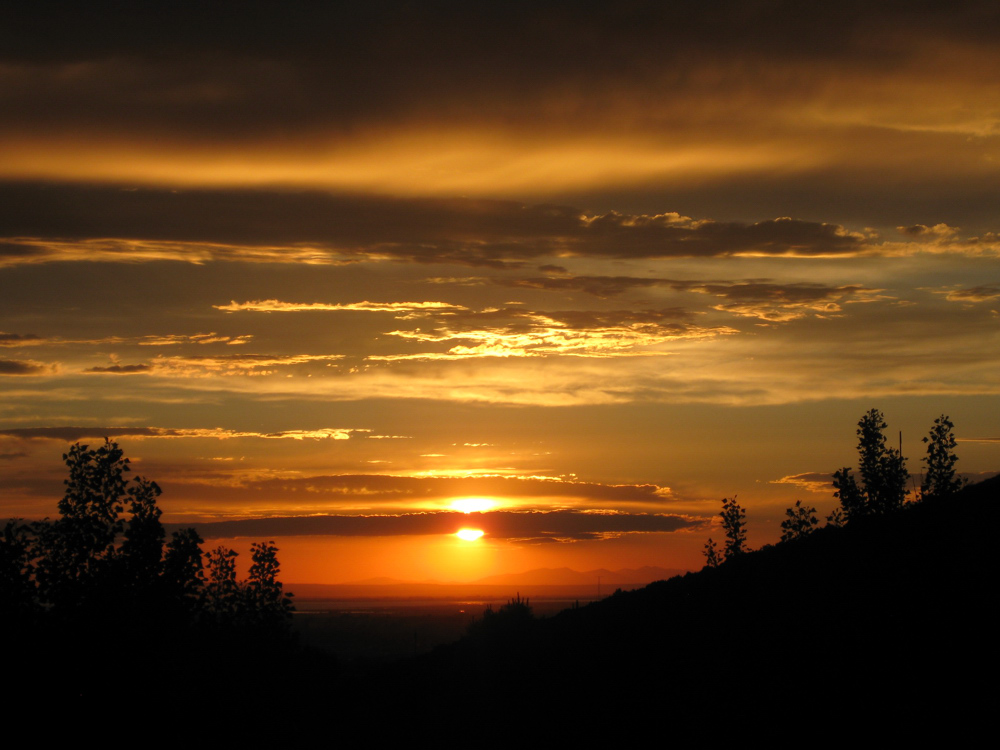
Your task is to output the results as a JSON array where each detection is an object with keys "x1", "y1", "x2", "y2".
[
  {"x1": 771, "y1": 473, "x2": 835, "y2": 493},
  {"x1": 0, "y1": 426, "x2": 369, "y2": 442},
  {"x1": 376, "y1": 307, "x2": 727, "y2": 359},
  {"x1": 176, "y1": 509, "x2": 702, "y2": 543}
]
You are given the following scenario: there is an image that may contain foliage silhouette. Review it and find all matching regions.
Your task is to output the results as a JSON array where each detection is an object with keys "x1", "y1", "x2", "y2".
[
  {"x1": 833, "y1": 409, "x2": 909, "y2": 521},
  {"x1": 468, "y1": 593, "x2": 534, "y2": 638},
  {"x1": 206, "y1": 545, "x2": 243, "y2": 619},
  {"x1": 825, "y1": 507, "x2": 846, "y2": 528},
  {"x1": 721, "y1": 496, "x2": 748, "y2": 558},
  {"x1": 0, "y1": 519, "x2": 36, "y2": 617},
  {"x1": 4, "y1": 439, "x2": 293, "y2": 638},
  {"x1": 921, "y1": 415, "x2": 965, "y2": 502},
  {"x1": 246, "y1": 540, "x2": 295, "y2": 629},
  {"x1": 703, "y1": 537, "x2": 723, "y2": 568},
  {"x1": 780, "y1": 500, "x2": 819, "y2": 542},
  {"x1": 702, "y1": 497, "x2": 748, "y2": 566}
]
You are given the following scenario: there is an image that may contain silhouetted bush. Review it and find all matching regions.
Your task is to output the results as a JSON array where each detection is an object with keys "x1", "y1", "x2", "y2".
[{"x1": 1, "y1": 439, "x2": 293, "y2": 640}]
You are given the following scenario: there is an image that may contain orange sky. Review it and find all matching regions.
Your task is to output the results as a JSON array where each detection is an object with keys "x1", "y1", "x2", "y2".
[{"x1": 2, "y1": 3, "x2": 999, "y2": 583}]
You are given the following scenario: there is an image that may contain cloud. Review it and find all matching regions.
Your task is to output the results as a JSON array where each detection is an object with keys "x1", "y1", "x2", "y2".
[
  {"x1": 85, "y1": 364, "x2": 153, "y2": 374},
  {"x1": 498, "y1": 275, "x2": 667, "y2": 298},
  {"x1": 897, "y1": 224, "x2": 960, "y2": 239},
  {"x1": 771, "y1": 473, "x2": 835, "y2": 493},
  {"x1": 0, "y1": 426, "x2": 369, "y2": 442},
  {"x1": 214, "y1": 300, "x2": 467, "y2": 313},
  {"x1": 138, "y1": 333, "x2": 253, "y2": 346},
  {"x1": 170, "y1": 472, "x2": 675, "y2": 506},
  {"x1": 372, "y1": 306, "x2": 730, "y2": 359},
  {"x1": 3, "y1": 5, "x2": 1000, "y2": 205},
  {"x1": 687, "y1": 282, "x2": 886, "y2": 322},
  {"x1": 0, "y1": 188, "x2": 879, "y2": 268},
  {"x1": 5, "y1": 184, "x2": 999, "y2": 271},
  {"x1": 173, "y1": 508, "x2": 704, "y2": 542},
  {"x1": 0, "y1": 331, "x2": 252, "y2": 348},
  {"x1": 0, "y1": 333, "x2": 43, "y2": 347},
  {"x1": 0, "y1": 358, "x2": 50, "y2": 375},
  {"x1": 147, "y1": 352, "x2": 344, "y2": 376},
  {"x1": 943, "y1": 284, "x2": 1000, "y2": 302}
]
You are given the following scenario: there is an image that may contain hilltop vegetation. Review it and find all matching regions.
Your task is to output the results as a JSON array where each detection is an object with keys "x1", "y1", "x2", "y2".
[{"x1": 2, "y1": 440, "x2": 299, "y2": 707}]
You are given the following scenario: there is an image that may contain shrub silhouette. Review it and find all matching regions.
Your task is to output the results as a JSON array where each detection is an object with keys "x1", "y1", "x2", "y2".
[
  {"x1": 703, "y1": 496, "x2": 748, "y2": 567},
  {"x1": 833, "y1": 409, "x2": 909, "y2": 521},
  {"x1": 780, "y1": 501, "x2": 819, "y2": 542},
  {"x1": 1, "y1": 439, "x2": 293, "y2": 636},
  {"x1": 468, "y1": 593, "x2": 534, "y2": 638},
  {"x1": 921, "y1": 415, "x2": 965, "y2": 502}
]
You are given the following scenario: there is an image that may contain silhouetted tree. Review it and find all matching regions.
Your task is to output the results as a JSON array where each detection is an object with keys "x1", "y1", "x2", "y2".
[
  {"x1": 721, "y1": 496, "x2": 747, "y2": 558},
  {"x1": 33, "y1": 440, "x2": 133, "y2": 610},
  {"x1": 703, "y1": 497, "x2": 748, "y2": 565},
  {"x1": 162, "y1": 527, "x2": 206, "y2": 611},
  {"x1": 833, "y1": 409, "x2": 909, "y2": 521},
  {"x1": 703, "y1": 537, "x2": 723, "y2": 568},
  {"x1": 780, "y1": 501, "x2": 819, "y2": 542},
  {"x1": 0, "y1": 520, "x2": 37, "y2": 616},
  {"x1": 205, "y1": 545, "x2": 243, "y2": 621},
  {"x1": 11, "y1": 440, "x2": 293, "y2": 639},
  {"x1": 245, "y1": 540, "x2": 294, "y2": 630},
  {"x1": 825, "y1": 507, "x2": 846, "y2": 528},
  {"x1": 120, "y1": 476, "x2": 165, "y2": 597},
  {"x1": 469, "y1": 593, "x2": 534, "y2": 637},
  {"x1": 921, "y1": 415, "x2": 965, "y2": 502}
]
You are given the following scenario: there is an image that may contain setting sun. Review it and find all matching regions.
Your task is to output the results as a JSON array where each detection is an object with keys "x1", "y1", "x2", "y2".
[
  {"x1": 456, "y1": 528, "x2": 485, "y2": 541},
  {"x1": 451, "y1": 497, "x2": 497, "y2": 513}
]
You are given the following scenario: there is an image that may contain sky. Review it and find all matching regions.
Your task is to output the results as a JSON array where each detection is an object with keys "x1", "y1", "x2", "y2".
[{"x1": 2, "y1": 1, "x2": 998, "y2": 584}]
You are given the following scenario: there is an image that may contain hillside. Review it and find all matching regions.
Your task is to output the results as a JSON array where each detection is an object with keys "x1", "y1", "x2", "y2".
[
  {"x1": 371, "y1": 475, "x2": 999, "y2": 732},
  {"x1": 13, "y1": 475, "x2": 994, "y2": 736}
]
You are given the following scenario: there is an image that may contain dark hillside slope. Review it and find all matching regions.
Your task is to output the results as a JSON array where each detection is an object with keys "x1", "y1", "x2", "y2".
[{"x1": 383, "y1": 476, "x2": 998, "y2": 729}]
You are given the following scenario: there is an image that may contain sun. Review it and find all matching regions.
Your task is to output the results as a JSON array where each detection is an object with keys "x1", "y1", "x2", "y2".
[
  {"x1": 450, "y1": 497, "x2": 496, "y2": 513},
  {"x1": 456, "y1": 528, "x2": 485, "y2": 541}
]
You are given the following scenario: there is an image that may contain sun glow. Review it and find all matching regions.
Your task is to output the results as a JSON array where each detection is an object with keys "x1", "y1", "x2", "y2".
[
  {"x1": 456, "y1": 528, "x2": 485, "y2": 541},
  {"x1": 451, "y1": 497, "x2": 497, "y2": 513}
]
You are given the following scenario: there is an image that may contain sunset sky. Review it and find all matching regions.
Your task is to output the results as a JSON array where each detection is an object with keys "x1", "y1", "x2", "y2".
[{"x1": 2, "y1": 2, "x2": 998, "y2": 584}]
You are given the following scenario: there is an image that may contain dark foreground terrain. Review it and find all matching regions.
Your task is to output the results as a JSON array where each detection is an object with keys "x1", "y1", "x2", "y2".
[{"x1": 8, "y1": 477, "x2": 997, "y2": 735}]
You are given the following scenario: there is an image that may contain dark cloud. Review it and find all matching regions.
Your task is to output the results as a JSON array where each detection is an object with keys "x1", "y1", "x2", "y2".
[
  {"x1": 3, "y1": 2, "x2": 997, "y2": 139},
  {"x1": 579, "y1": 213, "x2": 865, "y2": 258},
  {"x1": 945, "y1": 284, "x2": 1000, "y2": 302},
  {"x1": 0, "y1": 333, "x2": 42, "y2": 346},
  {"x1": 692, "y1": 282, "x2": 868, "y2": 303},
  {"x1": 0, "y1": 426, "x2": 363, "y2": 442},
  {"x1": 499, "y1": 275, "x2": 667, "y2": 298},
  {"x1": 495, "y1": 277, "x2": 873, "y2": 304},
  {"x1": 0, "y1": 358, "x2": 46, "y2": 375},
  {"x1": 85, "y1": 364, "x2": 152, "y2": 374},
  {"x1": 435, "y1": 307, "x2": 694, "y2": 332},
  {"x1": 174, "y1": 508, "x2": 702, "y2": 542},
  {"x1": 0, "y1": 426, "x2": 168, "y2": 441},
  {"x1": 0, "y1": 185, "x2": 868, "y2": 265},
  {"x1": 210, "y1": 473, "x2": 673, "y2": 505}
]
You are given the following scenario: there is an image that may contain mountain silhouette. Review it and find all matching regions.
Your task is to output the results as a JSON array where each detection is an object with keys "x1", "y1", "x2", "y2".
[{"x1": 368, "y1": 475, "x2": 999, "y2": 735}]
